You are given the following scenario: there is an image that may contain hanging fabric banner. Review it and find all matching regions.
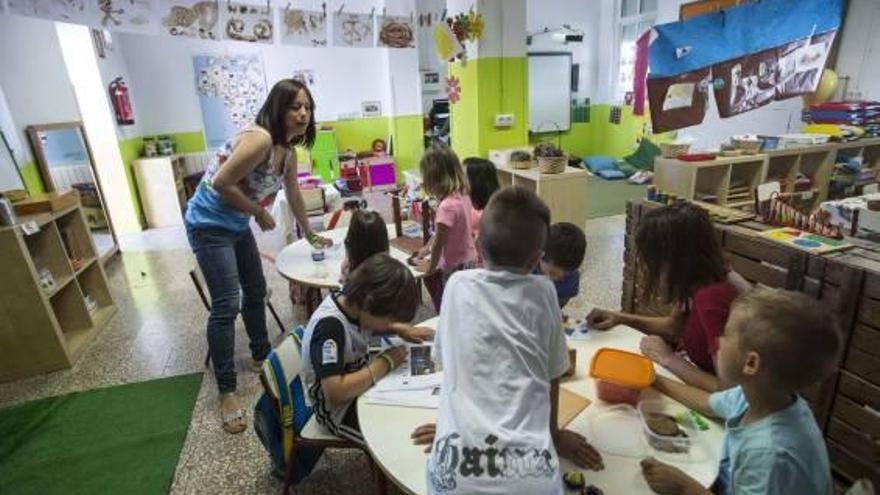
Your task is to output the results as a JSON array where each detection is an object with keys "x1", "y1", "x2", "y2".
[{"x1": 647, "y1": 68, "x2": 711, "y2": 133}]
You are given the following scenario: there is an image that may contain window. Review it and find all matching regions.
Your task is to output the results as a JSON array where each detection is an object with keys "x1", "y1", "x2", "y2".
[{"x1": 616, "y1": 0, "x2": 656, "y2": 100}]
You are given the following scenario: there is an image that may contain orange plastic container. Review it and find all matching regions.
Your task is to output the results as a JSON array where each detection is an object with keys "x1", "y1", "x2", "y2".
[{"x1": 590, "y1": 348, "x2": 656, "y2": 406}]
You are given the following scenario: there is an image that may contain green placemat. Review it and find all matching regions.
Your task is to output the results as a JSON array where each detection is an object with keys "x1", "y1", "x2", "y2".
[{"x1": 0, "y1": 373, "x2": 203, "y2": 495}]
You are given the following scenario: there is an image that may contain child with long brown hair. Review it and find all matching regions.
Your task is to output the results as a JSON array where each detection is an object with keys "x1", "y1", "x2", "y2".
[{"x1": 413, "y1": 145, "x2": 477, "y2": 310}]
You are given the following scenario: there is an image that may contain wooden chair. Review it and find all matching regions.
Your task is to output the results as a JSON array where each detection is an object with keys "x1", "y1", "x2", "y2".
[
  {"x1": 259, "y1": 332, "x2": 388, "y2": 495},
  {"x1": 189, "y1": 267, "x2": 287, "y2": 367}
]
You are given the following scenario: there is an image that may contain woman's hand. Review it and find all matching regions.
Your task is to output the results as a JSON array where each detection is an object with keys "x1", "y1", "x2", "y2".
[
  {"x1": 255, "y1": 208, "x2": 276, "y2": 231},
  {"x1": 640, "y1": 335, "x2": 676, "y2": 368},
  {"x1": 411, "y1": 423, "x2": 436, "y2": 453},
  {"x1": 306, "y1": 231, "x2": 333, "y2": 248},
  {"x1": 586, "y1": 308, "x2": 619, "y2": 330}
]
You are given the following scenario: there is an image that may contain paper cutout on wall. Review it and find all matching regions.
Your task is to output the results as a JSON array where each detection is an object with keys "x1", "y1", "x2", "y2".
[
  {"x1": 160, "y1": 0, "x2": 220, "y2": 40},
  {"x1": 433, "y1": 22, "x2": 463, "y2": 62},
  {"x1": 280, "y1": 8, "x2": 327, "y2": 46},
  {"x1": 96, "y1": 0, "x2": 157, "y2": 33},
  {"x1": 7, "y1": 0, "x2": 98, "y2": 26},
  {"x1": 193, "y1": 54, "x2": 267, "y2": 150},
  {"x1": 648, "y1": 68, "x2": 711, "y2": 133},
  {"x1": 378, "y1": 15, "x2": 415, "y2": 48},
  {"x1": 333, "y1": 12, "x2": 374, "y2": 48},
  {"x1": 222, "y1": 1, "x2": 273, "y2": 43},
  {"x1": 446, "y1": 75, "x2": 461, "y2": 104}
]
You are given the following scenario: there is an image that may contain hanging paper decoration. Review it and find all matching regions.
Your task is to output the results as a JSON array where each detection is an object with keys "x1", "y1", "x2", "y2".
[
  {"x1": 446, "y1": 75, "x2": 461, "y2": 104},
  {"x1": 7, "y1": 0, "x2": 96, "y2": 26},
  {"x1": 8, "y1": 0, "x2": 157, "y2": 34},
  {"x1": 280, "y1": 8, "x2": 327, "y2": 46},
  {"x1": 160, "y1": 0, "x2": 220, "y2": 40},
  {"x1": 647, "y1": 0, "x2": 842, "y2": 132},
  {"x1": 466, "y1": 9, "x2": 484, "y2": 41},
  {"x1": 333, "y1": 12, "x2": 374, "y2": 48},
  {"x1": 222, "y1": 1, "x2": 273, "y2": 43},
  {"x1": 433, "y1": 22, "x2": 464, "y2": 62},
  {"x1": 378, "y1": 15, "x2": 415, "y2": 48}
]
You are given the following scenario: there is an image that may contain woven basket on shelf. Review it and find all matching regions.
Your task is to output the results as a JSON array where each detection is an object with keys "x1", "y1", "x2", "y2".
[
  {"x1": 732, "y1": 138, "x2": 762, "y2": 154},
  {"x1": 510, "y1": 159, "x2": 532, "y2": 170},
  {"x1": 537, "y1": 156, "x2": 566, "y2": 174},
  {"x1": 659, "y1": 142, "x2": 691, "y2": 158}
]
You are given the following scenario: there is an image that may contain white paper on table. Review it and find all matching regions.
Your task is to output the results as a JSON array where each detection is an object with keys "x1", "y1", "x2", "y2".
[{"x1": 364, "y1": 343, "x2": 442, "y2": 408}]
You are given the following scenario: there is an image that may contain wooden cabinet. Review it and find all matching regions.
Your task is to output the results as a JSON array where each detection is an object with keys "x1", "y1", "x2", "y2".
[
  {"x1": 134, "y1": 155, "x2": 188, "y2": 228},
  {"x1": 494, "y1": 162, "x2": 589, "y2": 229},
  {"x1": 654, "y1": 155, "x2": 769, "y2": 208},
  {"x1": 0, "y1": 205, "x2": 116, "y2": 382}
]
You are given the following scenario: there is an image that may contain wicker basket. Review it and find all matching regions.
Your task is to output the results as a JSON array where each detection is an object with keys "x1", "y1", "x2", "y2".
[
  {"x1": 537, "y1": 156, "x2": 567, "y2": 174},
  {"x1": 510, "y1": 159, "x2": 533, "y2": 170},
  {"x1": 660, "y1": 142, "x2": 691, "y2": 158},
  {"x1": 732, "y1": 138, "x2": 763, "y2": 154}
]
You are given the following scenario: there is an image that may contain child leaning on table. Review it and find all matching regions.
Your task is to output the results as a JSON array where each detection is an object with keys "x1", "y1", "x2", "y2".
[
  {"x1": 411, "y1": 186, "x2": 603, "y2": 495},
  {"x1": 641, "y1": 288, "x2": 840, "y2": 495},
  {"x1": 300, "y1": 253, "x2": 420, "y2": 445}
]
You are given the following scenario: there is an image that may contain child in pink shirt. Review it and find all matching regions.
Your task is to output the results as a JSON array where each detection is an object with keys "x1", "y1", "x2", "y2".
[
  {"x1": 464, "y1": 157, "x2": 500, "y2": 267},
  {"x1": 413, "y1": 145, "x2": 477, "y2": 310}
]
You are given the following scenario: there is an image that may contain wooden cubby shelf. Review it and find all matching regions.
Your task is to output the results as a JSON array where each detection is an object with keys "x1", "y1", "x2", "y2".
[{"x1": 0, "y1": 204, "x2": 117, "y2": 382}]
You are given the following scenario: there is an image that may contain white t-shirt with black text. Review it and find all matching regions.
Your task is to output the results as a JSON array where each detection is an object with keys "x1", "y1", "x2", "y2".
[{"x1": 426, "y1": 269, "x2": 570, "y2": 495}]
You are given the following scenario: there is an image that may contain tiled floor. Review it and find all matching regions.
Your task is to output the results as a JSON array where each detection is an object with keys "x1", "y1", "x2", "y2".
[{"x1": 0, "y1": 215, "x2": 626, "y2": 495}]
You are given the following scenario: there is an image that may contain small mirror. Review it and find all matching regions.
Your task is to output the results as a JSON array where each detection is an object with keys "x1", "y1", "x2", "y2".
[{"x1": 27, "y1": 123, "x2": 118, "y2": 263}]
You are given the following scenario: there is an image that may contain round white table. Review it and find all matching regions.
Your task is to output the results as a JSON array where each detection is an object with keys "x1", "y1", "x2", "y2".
[
  {"x1": 275, "y1": 224, "x2": 421, "y2": 289},
  {"x1": 358, "y1": 317, "x2": 724, "y2": 495}
]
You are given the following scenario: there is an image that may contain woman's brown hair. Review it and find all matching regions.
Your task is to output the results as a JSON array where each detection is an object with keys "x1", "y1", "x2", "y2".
[
  {"x1": 635, "y1": 203, "x2": 727, "y2": 306},
  {"x1": 255, "y1": 79, "x2": 317, "y2": 148},
  {"x1": 419, "y1": 144, "x2": 468, "y2": 199}
]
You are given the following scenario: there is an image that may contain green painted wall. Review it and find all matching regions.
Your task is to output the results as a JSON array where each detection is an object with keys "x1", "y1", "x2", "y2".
[
  {"x1": 118, "y1": 136, "x2": 145, "y2": 228},
  {"x1": 320, "y1": 115, "x2": 424, "y2": 179},
  {"x1": 326, "y1": 117, "x2": 394, "y2": 155},
  {"x1": 389, "y1": 114, "x2": 425, "y2": 174},
  {"x1": 450, "y1": 57, "x2": 529, "y2": 159},
  {"x1": 173, "y1": 131, "x2": 207, "y2": 154},
  {"x1": 20, "y1": 161, "x2": 46, "y2": 195}
]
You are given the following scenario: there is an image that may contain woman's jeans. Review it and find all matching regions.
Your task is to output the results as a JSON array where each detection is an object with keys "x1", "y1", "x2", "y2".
[{"x1": 187, "y1": 225, "x2": 271, "y2": 393}]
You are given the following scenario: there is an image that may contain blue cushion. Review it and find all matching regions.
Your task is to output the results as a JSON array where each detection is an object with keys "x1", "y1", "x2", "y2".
[
  {"x1": 596, "y1": 169, "x2": 626, "y2": 180},
  {"x1": 583, "y1": 155, "x2": 616, "y2": 173}
]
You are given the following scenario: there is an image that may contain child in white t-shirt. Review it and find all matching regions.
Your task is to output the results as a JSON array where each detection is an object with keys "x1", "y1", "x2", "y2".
[{"x1": 411, "y1": 186, "x2": 604, "y2": 495}]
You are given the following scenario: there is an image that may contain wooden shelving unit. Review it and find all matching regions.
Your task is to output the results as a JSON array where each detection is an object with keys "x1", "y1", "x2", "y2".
[
  {"x1": 494, "y1": 162, "x2": 589, "y2": 229},
  {"x1": 0, "y1": 204, "x2": 117, "y2": 382},
  {"x1": 654, "y1": 154, "x2": 767, "y2": 207}
]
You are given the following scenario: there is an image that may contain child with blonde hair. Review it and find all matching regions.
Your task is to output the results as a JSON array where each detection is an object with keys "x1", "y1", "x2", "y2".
[{"x1": 413, "y1": 145, "x2": 477, "y2": 310}]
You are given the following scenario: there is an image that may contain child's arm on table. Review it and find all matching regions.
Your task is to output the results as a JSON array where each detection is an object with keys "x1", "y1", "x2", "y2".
[
  {"x1": 641, "y1": 457, "x2": 713, "y2": 495},
  {"x1": 586, "y1": 307, "x2": 685, "y2": 339},
  {"x1": 386, "y1": 322, "x2": 435, "y2": 343},
  {"x1": 321, "y1": 346, "x2": 406, "y2": 408},
  {"x1": 641, "y1": 336, "x2": 721, "y2": 392},
  {"x1": 551, "y1": 379, "x2": 604, "y2": 470},
  {"x1": 416, "y1": 224, "x2": 448, "y2": 275},
  {"x1": 651, "y1": 375, "x2": 717, "y2": 419}
]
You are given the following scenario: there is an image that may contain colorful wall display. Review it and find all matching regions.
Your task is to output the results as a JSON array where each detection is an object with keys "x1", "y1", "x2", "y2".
[
  {"x1": 193, "y1": 54, "x2": 267, "y2": 149},
  {"x1": 280, "y1": 7, "x2": 327, "y2": 47},
  {"x1": 221, "y1": 1, "x2": 272, "y2": 43},
  {"x1": 159, "y1": 0, "x2": 220, "y2": 40},
  {"x1": 333, "y1": 12, "x2": 374, "y2": 48},
  {"x1": 8, "y1": 0, "x2": 157, "y2": 33}
]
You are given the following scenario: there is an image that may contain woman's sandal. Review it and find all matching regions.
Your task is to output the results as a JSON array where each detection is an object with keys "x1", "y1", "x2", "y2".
[{"x1": 220, "y1": 393, "x2": 247, "y2": 434}]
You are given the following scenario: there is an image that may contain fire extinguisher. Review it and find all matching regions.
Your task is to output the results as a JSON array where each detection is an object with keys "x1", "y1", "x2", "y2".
[{"x1": 109, "y1": 77, "x2": 135, "y2": 125}]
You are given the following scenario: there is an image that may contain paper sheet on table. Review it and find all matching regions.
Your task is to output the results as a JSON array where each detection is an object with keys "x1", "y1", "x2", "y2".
[
  {"x1": 364, "y1": 343, "x2": 442, "y2": 408},
  {"x1": 558, "y1": 389, "x2": 591, "y2": 428}
]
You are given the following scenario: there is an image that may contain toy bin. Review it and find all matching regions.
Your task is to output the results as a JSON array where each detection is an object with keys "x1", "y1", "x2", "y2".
[{"x1": 589, "y1": 348, "x2": 655, "y2": 406}]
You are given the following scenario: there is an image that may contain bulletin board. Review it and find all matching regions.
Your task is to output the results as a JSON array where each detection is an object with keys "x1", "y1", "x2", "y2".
[{"x1": 528, "y1": 52, "x2": 572, "y2": 133}]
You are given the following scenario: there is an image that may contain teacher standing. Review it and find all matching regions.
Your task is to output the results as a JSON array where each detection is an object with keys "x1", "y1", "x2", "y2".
[{"x1": 185, "y1": 79, "x2": 330, "y2": 434}]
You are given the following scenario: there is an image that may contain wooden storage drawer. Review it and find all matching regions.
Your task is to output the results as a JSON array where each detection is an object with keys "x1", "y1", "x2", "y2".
[
  {"x1": 827, "y1": 418, "x2": 880, "y2": 467},
  {"x1": 844, "y1": 346, "x2": 880, "y2": 385},
  {"x1": 828, "y1": 439, "x2": 880, "y2": 486},
  {"x1": 832, "y1": 395, "x2": 880, "y2": 441}
]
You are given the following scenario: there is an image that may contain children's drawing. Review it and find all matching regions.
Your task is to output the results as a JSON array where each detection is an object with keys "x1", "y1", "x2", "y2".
[
  {"x1": 160, "y1": 0, "x2": 220, "y2": 39},
  {"x1": 333, "y1": 12, "x2": 374, "y2": 48},
  {"x1": 193, "y1": 54, "x2": 267, "y2": 149},
  {"x1": 7, "y1": 0, "x2": 97, "y2": 26},
  {"x1": 97, "y1": 0, "x2": 156, "y2": 33},
  {"x1": 222, "y1": 1, "x2": 273, "y2": 43},
  {"x1": 280, "y1": 7, "x2": 327, "y2": 46},
  {"x1": 378, "y1": 15, "x2": 415, "y2": 48}
]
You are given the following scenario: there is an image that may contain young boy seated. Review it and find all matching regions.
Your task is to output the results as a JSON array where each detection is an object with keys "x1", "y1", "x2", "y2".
[
  {"x1": 533, "y1": 222, "x2": 587, "y2": 308},
  {"x1": 411, "y1": 186, "x2": 603, "y2": 495},
  {"x1": 641, "y1": 288, "x2": 840, "y2": 495},
  {"x1": 300, "y1": 253, "x2": 420, "y2": 444}
]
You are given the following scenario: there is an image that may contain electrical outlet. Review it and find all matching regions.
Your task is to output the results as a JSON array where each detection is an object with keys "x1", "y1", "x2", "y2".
[{"x1": 494, "y1": 114, "x2": 515, "y2": 127}]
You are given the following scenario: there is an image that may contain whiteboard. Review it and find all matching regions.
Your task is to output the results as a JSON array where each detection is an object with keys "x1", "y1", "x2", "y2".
[{"x1": 528, "y1": 53, "x2": 572, "y2": 133}]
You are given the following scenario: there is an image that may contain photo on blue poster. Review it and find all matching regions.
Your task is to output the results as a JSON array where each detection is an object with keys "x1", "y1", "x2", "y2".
[{"x1": 193, "y1": 54, "x2": 267, "y2": 150}]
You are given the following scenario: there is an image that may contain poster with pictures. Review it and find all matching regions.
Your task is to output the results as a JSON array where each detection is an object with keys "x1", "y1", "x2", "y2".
[
  {"x1": 222, "y1": 1, "x2": 273, "y2": 43},
  {"x1": 333, "y1": 12, "x2": 374, "y2": 48},
  {"x1": 280, "y1": 8, "x2": 327, "y2": 46},
  {"x1": 362, "y1": 100, "x2": 381, "y2": 117},
  {"x1": 776, "y1": 31, "x2": 836, "y2": 98},
  {"x1": 377, "y1": 15, "x2": 415, "y2": 48},
  {"x1": 7, "y1": 0, "x2": 98, "y2": 26},
  {"x1": 159, "y1": 0, "x2": 220, "y2": 39},
  {"x1": 193, "y1": 54, "x2": 267, "y2": 150}
]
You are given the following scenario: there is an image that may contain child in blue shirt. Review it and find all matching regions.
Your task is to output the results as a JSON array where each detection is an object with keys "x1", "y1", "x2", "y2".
[
  {"x1": 642, "y1": 288, "x2": 840, "y2": 495},
  {"x1": 533, "y1": 222, "x2": 586, "y2": 308}
]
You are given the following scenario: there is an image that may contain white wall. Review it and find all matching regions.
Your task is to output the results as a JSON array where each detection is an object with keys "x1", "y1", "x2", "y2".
[
  {"x1": 835, "y1": 0, "x2": 880, "y2": 101},
  {"x1": 0, "y1": 15, "x2": 81, "y2": 165},
  {"x1": 118, "y1": 0, "x2": 421, "y2": 136},
  {"x1": 94, "y1": 32, "x2": 143, "y2": 141},
  {"x1": 417, "y1": 0, "x2": 447, "y2": 112}
]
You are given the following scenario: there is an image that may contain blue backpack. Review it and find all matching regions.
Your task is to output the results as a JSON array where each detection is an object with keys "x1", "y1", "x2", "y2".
[{"x1": 253, "y1": 327, "x2": 323, "y2": 482}]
